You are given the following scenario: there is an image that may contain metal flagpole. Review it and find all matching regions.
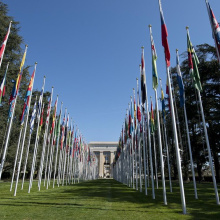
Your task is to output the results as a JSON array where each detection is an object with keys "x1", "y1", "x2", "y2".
[
  {"x1": 38, "y1": 87, "x2": 53, "y2": 190},
  {"x1": 0, "y1": 45, "x2": 28, "y2": 179},
  {"x1": 198, "y1": 89, "x2": 219, "y2": 204},
  {"x1": 176, "y1": 49, "x2": 197, "y2": 199},
  {"x1": 10, "y1": 126, "x2": 23, "y2": 191},
  {"x1": 152, "y1": 132, "x2": 158, "y2": 189},
  {"x1": 28, "y1": 76, "x2": 46, "y2": 193},
  {"x1": 21, "y1": 96, "x2": 37, "y2": 190},
  {"x1": 133, "y1": 88, "x2": 138, "y2": 191},
  {"x1": 53, "y1": 102, "x2": 63, "y2": 188},
  {"x1": 14, "y1": 63, "x2": 37, "y2": 196},
  {"x1": 158, "y1": 0, "x2": 186, "y2": 212},
  {"x1": 159, "y1": 78, "x2": 172, "y2": 193}
]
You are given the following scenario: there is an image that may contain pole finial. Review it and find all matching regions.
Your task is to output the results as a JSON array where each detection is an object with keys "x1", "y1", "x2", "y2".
[
  {"x1": 35, "y1": 62, "x2": 37, "y2": 64},
  {"x1": 148, "y1": 24, "x2": 152, "y2": 28},
  {"x1": 141, "y1": 46, "x2": 144, "y2": 49},
  {"x1": 176, "y1": 49, "x2": 178, "y2": 52},
  {"x1": 186, "y1": 26, "x2": 189, "y2": 30},
  {"x1": 139, "y1": 64, "x2": 141, "y2": 67}
]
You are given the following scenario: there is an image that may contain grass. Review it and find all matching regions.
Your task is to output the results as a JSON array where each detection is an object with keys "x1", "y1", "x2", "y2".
[{"x1": 0, "y1": 179, "x2": 220, "y2": 219}]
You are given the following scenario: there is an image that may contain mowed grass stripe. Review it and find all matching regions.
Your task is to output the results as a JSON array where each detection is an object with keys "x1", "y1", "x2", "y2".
[{"x1": 0, "y1": 179, "x2": 219, "y2": 219}]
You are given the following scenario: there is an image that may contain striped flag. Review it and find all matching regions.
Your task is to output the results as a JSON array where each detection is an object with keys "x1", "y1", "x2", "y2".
[
  {"x1": 206, "y1": 0, "x2": 220, "y2": 63},
  {"x1": 150, "y1": 27, "x2": 158, "y2": 89},
  {"x1": 0, "y1": 21, "x2": 12, "y2": 66},
  {"x1": 150, "y1": 100, "x2": 155, "y2": 134},
  {"x1": 141, "y1": 48, "x2": 147, "y2": 106},
  {"x1": 0, "y1": 63, "x2": 9, "y2": 104},
  {"x1": 30, "y1": 100, "x2": 37, "y2": 134},
  {"x1": 159, "y1": 0, "x2": 170, "y2": 67},
  {"x1": 8, "y1": 46, "x2": 28, "y2": 118},
  {"x1": 20, "y1": 67, "x2": 36, "y2": 125}
]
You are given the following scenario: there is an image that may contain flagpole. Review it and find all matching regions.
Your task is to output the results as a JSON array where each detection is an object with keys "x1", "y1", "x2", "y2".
[
  {"x1": 13, "y1": 63, "x2": 37, "y2": 196},
  {"x1": 176, "y1": 49, "x2": 197, "y2": 199},
  {"x1": 10, "y1": 126, "x2": 23, "y2": 191},
  {"x1": 159, "y1": 78, "x2": 172, "y2": 193},
  {"x1": 205, "y1": 0, "x2": 220, "y2": 64},
  {"x1": 197, "y1": 89, "x2": 219, "y2": 204},
  {"x1": 38, "y1": 87, "x2": 54, "y2": 190},
  {"x1": 0, "y1": 21, "x2": 12, "y2": 70},
  {"x1": 0, "y1": 45, "x2": 28, "y2": 180},
  {"x1": 28, "y1": 76, "x2": 46, "y2": 193},
  {"x1": 53, "y1": 102, "x2": 63, "y2": 188},
  {"x1": 187, "y1": 26, "x2": 219, "y2": 204},
  {"x1": 21, "y1": 96, "x2": 38, "y2": 190},
  {"x1": 133, "y1": 88, "x2": 138, "y2": 191}
]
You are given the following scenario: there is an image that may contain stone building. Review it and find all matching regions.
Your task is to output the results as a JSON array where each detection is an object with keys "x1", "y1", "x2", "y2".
[{"x1": 88, "y1": 142, "x2": 117, "y2": 178}]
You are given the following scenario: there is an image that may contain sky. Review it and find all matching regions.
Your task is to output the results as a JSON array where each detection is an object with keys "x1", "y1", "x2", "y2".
[{"x1": 2, "y1": 0, "x2": 220, "y2": 143}]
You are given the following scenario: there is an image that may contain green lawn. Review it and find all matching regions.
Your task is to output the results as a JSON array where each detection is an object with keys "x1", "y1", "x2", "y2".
[{"x1": 0, "y1": 179, "x2": 219, "y2": 219}]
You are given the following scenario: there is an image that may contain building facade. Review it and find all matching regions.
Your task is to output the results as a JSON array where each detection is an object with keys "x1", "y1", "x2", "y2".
[{"x1": 89, "y1": 142, "x2": 117, "y2": 178}]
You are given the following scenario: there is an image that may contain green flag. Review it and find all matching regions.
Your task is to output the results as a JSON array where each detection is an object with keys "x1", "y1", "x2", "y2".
[
  {"x1": 187, "y1": 30, "x2": 202, "y2": 91},
  {"x1": 150, "y1": 27, "x2": 158, "y2": 90}
]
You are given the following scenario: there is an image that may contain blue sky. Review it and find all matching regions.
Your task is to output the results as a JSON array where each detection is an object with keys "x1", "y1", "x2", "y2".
[{"x1": 3, "y1": 0, "x2": 220, "y2": 143}]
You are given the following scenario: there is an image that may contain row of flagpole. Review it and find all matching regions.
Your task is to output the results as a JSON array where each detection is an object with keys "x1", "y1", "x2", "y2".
[
  {"x1": 0, "y1": 31, "x2": 99, "y2": 197},
  {"x1": 113, "y1": 0, "x2": 220, "y2": 215}
]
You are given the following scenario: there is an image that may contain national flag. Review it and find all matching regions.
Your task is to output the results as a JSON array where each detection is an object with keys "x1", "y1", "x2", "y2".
[
  {"x1": 150, "y1": 27, "x2": 158, "y2": 89},
  {"x1": 133, "y1": 94, "x2": 137, "y2": 129},
  {"x1": 150, "y1": 100, "x2": 155, "y2": 134},
  {"x1": 187, "y1": 29, "x2": 202, "y2": 91},
  {"x1": 38, "y1": 103, "x2": 44, "y2": 135},
  {"x1": 50, "y1": 98, "x2": 58, "y2": 134},
  {"x1": 130, "y1": 98, "x2": 134, "y2": 136},
  {"x1": 20, "y1": 67, "x2": 36, "y2": 125},
  {"x1": 60, "y1": 111, "x2": 66, "y2": 149},
  {"x1": 136, "y1": 80, "x2": 141, "y2": 123},
  {"x1": 0, "y1": 21, "x2": 12, "y2": 64},
  {"x1": 176, "y1": 50, "x2": 185, "y2": 107},
  {"x1": 141, "y1": 48, "x2": 147, "y2": 106},
  {"x1": 206, "y1": 0, "x2": 220, "y2": 63},
  {"x1": 30, "y1": 100, "x2": 37, "y2": 134},
  {"x1": 0, "y1": 63, "x2": 9, "y2": 104},
  {"x1": 159, "y1": 0, "x2": 170, "y2": 67},
  {"x1": 8, "y1": 47, "x2": 28, "y2": 118}
]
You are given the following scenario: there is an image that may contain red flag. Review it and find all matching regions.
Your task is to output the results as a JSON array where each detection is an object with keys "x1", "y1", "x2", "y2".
[{"x1": 159, "y1": 0, "x2": 170, "y2": 67}]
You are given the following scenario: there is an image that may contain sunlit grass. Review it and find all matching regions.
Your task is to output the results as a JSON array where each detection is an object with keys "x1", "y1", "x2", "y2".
[{"x1": 0, "y1": 179, "x2": 219, "y2": 219}]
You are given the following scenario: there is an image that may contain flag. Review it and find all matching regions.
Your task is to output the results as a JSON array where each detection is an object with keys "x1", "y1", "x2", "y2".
[
  {"x1": 161, "y1": 87, "x2": 166, "y2": 123},
  {"x1": 150, "y1": 100, "x2": 155, "y2": 134},
  {"x1": 30, "y1": 100, "x2": 37, "y2": 134},
  {"x1": 0, "y1": 22, "x2": 12, "y2": 64},
  {"x1": 141, "y1": 48, "x2": 147, "y2": 105},
  {"x1": 46, "y1": 99, "x2": 51, "y2": 125},
  {"x1": 150, "y1": 27, "x2": 158, "y2": 89},
  {"x1": 134, "y1": 95, "x2": 137, "y2": 130},
  {"x1": 20, "y1": 67, "x2": 36, "y2": 125},
  {"x1": 136, "y1": 81, "x2": 141, "y2": 123},
  {"x1": 206, "y1": 0, "x2": 220, "y2": 63},
  {"x1": 38, "y1": 103, "x2": 44, "y2": 136},
  {"x1": 50, "y1": 98, "x2": 58, "y2": 134},
  {"x1": 159, "y1": 0, "x2": 170, "y2": 67},
  {"x1": 37, "y1": 77, "x2": 45, "y2": 121},
  {"x1": 176, "y1": 51, "x2": 185, "y2": 107},
  {"x1": 130, "y1": 99, "x2": 134, "y2": 136},
  {"x1": 187, "y1": 29, "x2": 202, "y2": 91},
  {"x1": 8, "y1": 47, "x2": 27, "y2": 118},
  {"x1": 0, "y1": 63, "x2": 9, "y2": 104},
  {"x1": 60, "y1": 112, "x2": 66, "y2": 149}
]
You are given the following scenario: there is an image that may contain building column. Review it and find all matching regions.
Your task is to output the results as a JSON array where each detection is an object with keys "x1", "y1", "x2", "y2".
[
  {"x1": 99, "y1": 151, "x2": 104, "y2": 178},
  {"x1": 110, "y1": 151, "x2": 114, "y2": 178}
]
